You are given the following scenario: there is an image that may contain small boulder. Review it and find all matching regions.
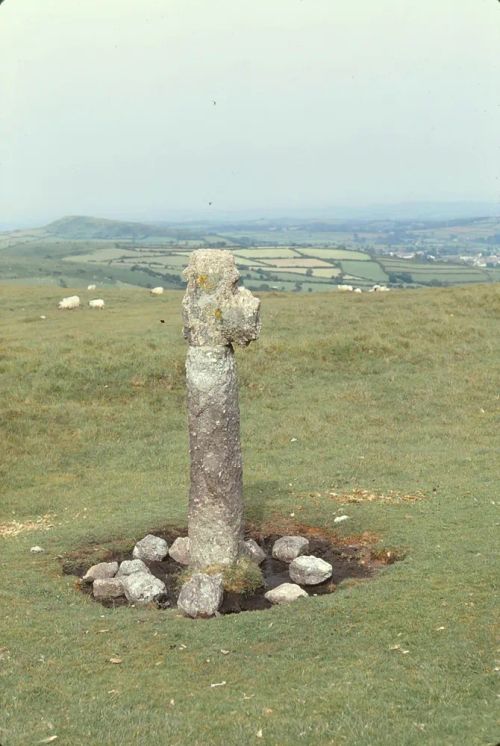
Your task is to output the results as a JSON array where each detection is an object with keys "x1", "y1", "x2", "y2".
[
  {"x1": 168, "y1": 537, "x2": 190, "y2": 565},
  {"x1": 132, "y1": 534, "x2": 168, "y2": 562},
  {"x1": 116, "y1": 559, "x2": 151, "y2": 577},
  {"x1": 272, "y1": 536, "x2": 309, "y2": 563},
  {"x1": 177, "y1": 573, "x2": 224, "y2": 618},
  {"x1": 121, "y1": 572, "x2": 166, "y2": 605},
  {"x1": 289, "y1": 556, "x2": 333, "y2": 585},
  {"x1": 93, "y1": 578, "x2": 125, "y2": 600},
  {"x1": 241, "y1": 539, "x2": 266, "y2": 565},
  {"x1": 264, "y1": 583, "x2": 308, "y2": 604},
  {"x1": 30, "y1": 546, "x2": 45, "y2": 554},
  {"x1": 82, "y1": 561, "x2": 119, "y2": 584}
]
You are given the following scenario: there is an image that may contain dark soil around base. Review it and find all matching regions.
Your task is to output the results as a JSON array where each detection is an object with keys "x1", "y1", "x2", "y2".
[{"x1": 63, "y1": 526, "x2": 403, "y2": 615}]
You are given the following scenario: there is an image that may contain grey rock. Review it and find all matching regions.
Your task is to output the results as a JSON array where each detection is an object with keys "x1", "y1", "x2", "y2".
[
  {"x1": 93, "y1": 578, "x2": 124, "y2": 600},
  {"x1": 182, "y1": 249, "x2": 261, "y2": 348},
  {"x1": 168, "y1": 537, "x2": 190, "y2": 565},
  {"x1": 264, "y1": 583, "x2": 308, "y2": 604},
  {"x1": 121, "y1": 572, "x2": 166, "y2": 605},
  {"x1": 116, "y1": 559, "x2": 151, "y2": 577},
  {"x1": 132, "y1": 534, "x2": 168, "y2": 562},
  {"x1": 272, "y1": 536, "x2": 309, "y2": 563},
  {"x1": 241, "y1": 539, "x2": 266, "y2": 565},
  {"x1": 182, "y1": 250, "x2": 260, "y2": 570},
  {"x1": 177, "y1": 573, "x2": 224, "y2": 618},
  {"x1": 289, "y1": 556, "x2": 333, "y2": 585},
  {"x1": 82, "y1": 561, "x2": 119, "y2": 584}
]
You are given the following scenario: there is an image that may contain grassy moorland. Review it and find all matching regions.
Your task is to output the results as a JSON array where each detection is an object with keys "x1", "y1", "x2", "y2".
[{"x1": 0, "y1": 283, "x2": 499, "y2": 745}]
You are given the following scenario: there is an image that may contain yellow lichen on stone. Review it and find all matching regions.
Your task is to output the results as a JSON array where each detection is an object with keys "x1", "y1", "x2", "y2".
[{"x1": 214, "y1": 308, "x2": 223, "y2": 321}]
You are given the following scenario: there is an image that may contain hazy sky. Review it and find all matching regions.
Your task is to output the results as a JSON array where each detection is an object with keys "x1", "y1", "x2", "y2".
[{"x1": 1, "y1": 0, "x2": 499, "y2": 224}]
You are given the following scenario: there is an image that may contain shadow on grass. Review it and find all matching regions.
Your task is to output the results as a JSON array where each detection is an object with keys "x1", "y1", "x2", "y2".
[{"x1": 243, "y1": 479, "x2": 284, "y2": 524}]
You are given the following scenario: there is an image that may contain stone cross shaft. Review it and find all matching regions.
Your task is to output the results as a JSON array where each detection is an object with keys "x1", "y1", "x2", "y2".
[{"x1": 182, "y1": 250, "x2": 261, "y2": 569}]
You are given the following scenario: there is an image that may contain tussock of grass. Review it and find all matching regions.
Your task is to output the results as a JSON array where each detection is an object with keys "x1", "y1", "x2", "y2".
[
  {"x1": 370, "y1": 546, "x2": 408, "y2": 564},
  {"x1": 178, "y1": 558, "x2": 264, "y2": 596}
]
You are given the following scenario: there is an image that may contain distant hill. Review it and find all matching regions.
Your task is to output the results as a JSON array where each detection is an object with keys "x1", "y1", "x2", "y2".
[
  {"x1": 44, "y1": 215, "x2": 208, "y2": 241},
  {"x1": 44, "y1": 215, "x2": 180, "y2": 240}
]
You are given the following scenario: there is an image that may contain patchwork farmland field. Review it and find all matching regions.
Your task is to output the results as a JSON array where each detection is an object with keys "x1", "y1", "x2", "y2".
[
  {"x1": 259, "y1": 257, "x2": 333, "y2": 268},
  {"x1": 339, "y1": 260, "x2": 389, "y2": 283},
  {"x1": 235, "y1": 248, "x2": 300, "y2": 259},
  {"x1": 299, "y1": 247, "x2": 371, "y2": 261},
  {"x1": 1, "y1": 215, "x2": 499, "y2": 291}
]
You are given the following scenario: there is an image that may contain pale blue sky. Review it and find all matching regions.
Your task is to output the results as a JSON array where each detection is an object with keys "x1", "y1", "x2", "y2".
[{"x1": 1, "y1": 0, "x2": 499, "y2": 224}]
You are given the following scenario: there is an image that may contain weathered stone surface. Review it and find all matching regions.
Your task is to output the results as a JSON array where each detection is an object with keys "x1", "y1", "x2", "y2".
[
  {"x1": 121, "y1": 572, "x2": 166, "y2": 605},
  {"x1": 168, "y1": 537, "x2": 190, "y2": 565},
  {"x1": 116, "y1": 559, "x2": 151, "y2": 577},
  {"x1": 132, "y1": 535, "x2": 168, "y2": 562},
  {"x1": 82, "y1": 561, "x2": 119, "y2": 583},
  {"x1": 182, "y1": 250, "x2": 261, "y2": 348},
  {"x1": 241, "y1": 539, "x2": 266, "y2": 565},
  {"x1": 186, "y1": 346, "x2": 244, "y2": 567},
  {"x1": 289, "y1": 556, "x2": 333, "y2": 585},
  {"x1": 93, "y1": 578, "x2": 124, "y2": 599},
  {"x1": 182, "y1": 250, "x2": 261, "y2": 569},
  {"x1": 177, "y1": 573, "x2": 224, "y2": 618},
  {"x1": 264, "y1": 583, "x2": 308, "y2": 604},
  {"x1": 272, "y1": 536, "x2": 309, "y2": 563}
]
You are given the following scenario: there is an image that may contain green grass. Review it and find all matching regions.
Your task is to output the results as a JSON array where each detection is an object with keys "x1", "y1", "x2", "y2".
[
  {"x1": 298, "y1": 247, "x2": 370, "y2": 261},
  {"x1": 234, "y1": 248, "x2": 301, "y2": 259},
  {"x1": 63, "y1": 248, "x2": 143, "y2": 263},
  {"x1": 486, "y1": 267, "x2": 500, "y2": 281},
  {"x1": 0, "y1": 283, "x2": 499, "y2": 745},
  {"x1": 379, "y1": 258, "x2": 491, "y2": 285},
  {"x1": 340, "y1": 260, "x2": 389, "y2": 283},
  {"x1": 263, "y1": 268, "x2": 328, "y2": 280},
  {"x1": 311, "y1": 267, "x2": 342, "y2": 278},
  {"x1": 234, "y1": 258, "x2": 268, "y2": 269}
]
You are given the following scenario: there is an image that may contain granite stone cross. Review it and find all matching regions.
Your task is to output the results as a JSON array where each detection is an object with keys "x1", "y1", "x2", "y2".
[{"x1": 182, "y1": 250, "x2": 261, "y2": 569}]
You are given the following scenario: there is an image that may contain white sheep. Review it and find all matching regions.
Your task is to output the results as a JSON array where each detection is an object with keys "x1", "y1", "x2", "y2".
[
  {"x1": 150, "y1": 286, "x2": 164, "y2": 295},
  {"x1": 370, "y1": 285, "x2": 390, "y2": 292},
  {"x1": 354, "y1": 288, "x2": 362, "y2": 294},
  {"x1": 87, "y1": 284, "x2": 96, "y2": 291},
  {"x1": 58, "y1": 295, "x2": 80, "y2": 310},
  {"x1": 89, "y1": 298, "x2": 105, "y2": 309},
  {"x1": 337, "y1": 285, "x2": 353, "y2": 292}
]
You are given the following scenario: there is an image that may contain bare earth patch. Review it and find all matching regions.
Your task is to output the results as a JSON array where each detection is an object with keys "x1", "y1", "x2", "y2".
[
  {"x1": 0, "y1": 513, "x2": 57, "y2": 538},
  {"x1": 62, "y1": 523, "x2": 405, "y2": 614}
]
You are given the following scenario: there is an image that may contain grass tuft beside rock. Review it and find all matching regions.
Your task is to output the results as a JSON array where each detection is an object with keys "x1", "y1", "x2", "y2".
[{"x1": 177, "y1": 558, "x2": 264, "y2": 596}]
